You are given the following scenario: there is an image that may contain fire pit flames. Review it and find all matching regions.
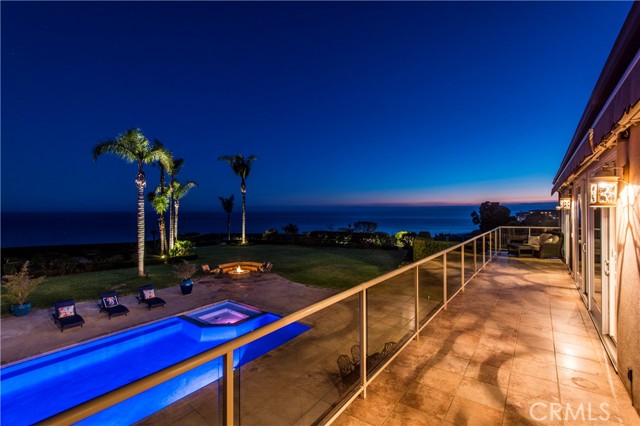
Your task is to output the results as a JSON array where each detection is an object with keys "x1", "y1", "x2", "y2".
[{"x1": 229, "y1": 264, "x2": 250, "y2": 279}]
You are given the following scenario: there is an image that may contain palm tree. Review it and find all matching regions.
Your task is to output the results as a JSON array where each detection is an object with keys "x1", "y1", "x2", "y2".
[
  {"x1": 149, "y1": 139, "x2": 173, "y2": 256},
  {"x1": 218, "y1": 195, "x2": 235, "y2": 241},
  {"x1": 218, "y1": 154, "x2": 257, "y2": 244},
  {"x1": 167, "y1": 158, "x2": 185, "y2": 251},
  {"x1": 93, "y1": 129, "x2": 171, "y2": 277},
  {"x1": 147, "y1": 187, "x2": 170, "y2": 256},
  {"x1": 171, "y1": 179, "x2": 198, "y2": 243}
]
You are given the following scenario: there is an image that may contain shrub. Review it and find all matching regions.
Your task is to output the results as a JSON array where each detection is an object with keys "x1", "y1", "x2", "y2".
[
  {"x1": 173, "y1": 260, "x2": 197, "y2": 280},
  {"x1": 395, "y1": 231, "x2": 416, "y2": 248},
  {"x1": 413, "y1": 237, "x2": 457, "y2": 262},
  {"x1": 282, "y1": 223, "x2": 299, "y2": 235},
  {"x1": 169, "y1": 240, "x2": 194, "y2": 257},
  {"x1": 262, "y1": 228, "x2": 279, "y2": 241},
  {"x1": 2, "y1": 261, "x2": 46, "y2": 305},
  {"x1": 353, "y1": 221, "x2": 378, "y2": 233}
]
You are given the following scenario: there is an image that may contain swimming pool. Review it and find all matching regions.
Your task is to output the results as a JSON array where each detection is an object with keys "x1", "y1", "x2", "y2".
[{"x1": 0, "y1": 300, "x2": 309, "y2": 425}]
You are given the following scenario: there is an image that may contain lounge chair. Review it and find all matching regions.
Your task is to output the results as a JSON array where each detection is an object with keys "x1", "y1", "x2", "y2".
[
  {"x1": 98, "y1": 291, "x2": 129, "y2": 319},
  {"x1": 52, "y1": 299, "x2": 85, "y2": 332},
  {"x1": 136, "y1": 285, "x2": 166, "y2": 310}
]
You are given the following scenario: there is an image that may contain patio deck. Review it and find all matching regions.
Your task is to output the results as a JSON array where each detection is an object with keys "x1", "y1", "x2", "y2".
[{"x1": 334, "y1": 254, "x2": 640, "y2": 426}]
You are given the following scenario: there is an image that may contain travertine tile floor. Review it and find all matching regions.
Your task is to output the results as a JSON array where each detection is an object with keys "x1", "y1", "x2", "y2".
[{"x1": 334, "y1": 255, "x2": 640, "y2": 426}]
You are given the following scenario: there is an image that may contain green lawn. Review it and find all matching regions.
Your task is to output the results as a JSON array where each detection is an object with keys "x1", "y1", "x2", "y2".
[{"x1": 6, "y1": 245, "x2": 406, "y2": 312}]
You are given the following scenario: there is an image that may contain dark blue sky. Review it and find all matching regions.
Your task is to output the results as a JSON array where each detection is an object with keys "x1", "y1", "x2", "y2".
[{"x1": 1, "y1": 1, "x2": 632, "y2": 211}]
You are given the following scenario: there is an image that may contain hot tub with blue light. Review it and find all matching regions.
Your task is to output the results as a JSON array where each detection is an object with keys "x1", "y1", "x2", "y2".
[{"x1": 0, "y1": 300, "x2": 309, "y2": 425}]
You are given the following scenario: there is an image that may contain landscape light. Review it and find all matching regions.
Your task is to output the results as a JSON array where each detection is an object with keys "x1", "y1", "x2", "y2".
[{"x1": 589, "y1": 165, "x2": 619, "y2": 208}]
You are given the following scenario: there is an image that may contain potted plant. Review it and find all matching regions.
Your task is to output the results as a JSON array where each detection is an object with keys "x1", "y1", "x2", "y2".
[
  {"x1": 173, "y1": 260, "x2": 196, "y2": 295},
  {"x1": 2, "y1": 261, "x2": 45, "y2": 316}
]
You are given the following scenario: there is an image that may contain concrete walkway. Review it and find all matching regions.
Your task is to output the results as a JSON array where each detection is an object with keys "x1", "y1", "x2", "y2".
[
  {"x1": 334, "y1": 255, "x2": 640, "y2": 426},
  {"x1": 1, "y1": 273, "x2": 337, "y2": 365}
]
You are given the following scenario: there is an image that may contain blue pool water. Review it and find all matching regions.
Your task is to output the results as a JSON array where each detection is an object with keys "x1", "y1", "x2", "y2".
[{"x1": 0, "y1": 301, "x2": 309, "y2": 426}]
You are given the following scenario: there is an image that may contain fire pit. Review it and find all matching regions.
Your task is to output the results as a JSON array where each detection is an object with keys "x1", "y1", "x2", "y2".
[{"x1": 228, "y1": 265, "x2": 251, "y2": 279}]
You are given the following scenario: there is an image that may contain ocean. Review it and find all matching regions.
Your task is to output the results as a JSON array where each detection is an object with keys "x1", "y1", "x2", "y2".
[{"x1": 1, "y1": 203, "x2": 555, "y2": 248}]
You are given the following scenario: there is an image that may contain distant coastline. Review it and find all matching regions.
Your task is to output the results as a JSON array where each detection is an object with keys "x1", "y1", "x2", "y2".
[{"x1": 1, "y1": 203, "x2": 555, "y2": 248}]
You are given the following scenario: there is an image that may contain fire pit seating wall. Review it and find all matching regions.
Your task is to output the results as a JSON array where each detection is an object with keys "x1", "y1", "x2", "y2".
[{"x1": 218, "y1": 262, "x2": 264, "y2": 274}]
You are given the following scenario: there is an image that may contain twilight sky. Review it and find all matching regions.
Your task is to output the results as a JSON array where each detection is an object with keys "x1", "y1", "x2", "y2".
[{"x1": 1, "y1": 1, "x2": 632, "y2": 212}]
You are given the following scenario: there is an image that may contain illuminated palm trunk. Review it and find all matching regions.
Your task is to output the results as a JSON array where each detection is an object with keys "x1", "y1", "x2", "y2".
[
  {"x1": 226, "y1": 212, "x2": 231, "y2": 241},
  {"x1": 241, "y1": 184, "x2": 246, "y2": 244},
  {"x1": 135, "y1": 171, "x2": 146, "y2": 277},
  {"x1": 158, "y1": 218, "x2": 166, "y2": 255},
  {"x1": 173, "y1": 200, "x2": 180, "y2": 242},
  {"x1": 168, "y1": 194, "x2": 175, "y2": 250}
]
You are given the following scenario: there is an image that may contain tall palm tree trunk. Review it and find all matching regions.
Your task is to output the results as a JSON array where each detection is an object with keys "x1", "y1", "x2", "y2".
[
  {"x1": 168, "y1": 196, "x2": 175, "y2": 250},
  {"x1": 159, "y1": 168, "x2": 167, "y2": 256},
  {"x1": 241, "y1": 188, "x2": 246, "y2": 244},
  {"x1": 174, "y1": 201, "x2": 180, "y2": 242},
  {"x1": 226, "y1": 212, "x2": 231, "y2": 241},
  {"x1": 136, "y1": 171, "x2": 146, "y2": 277},
  {"x1": 158, "y1": 218, "x2": 166, "y2": 255}
]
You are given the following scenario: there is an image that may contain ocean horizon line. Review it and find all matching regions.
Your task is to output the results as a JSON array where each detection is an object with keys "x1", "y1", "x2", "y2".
[{"x1": 1, "y1": 201, "x2": 556, "y2": 214}]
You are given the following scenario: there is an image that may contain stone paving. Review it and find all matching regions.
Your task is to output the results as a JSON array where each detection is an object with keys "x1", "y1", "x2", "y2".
[{"x1": 0, "y1": 272, "x2": 337, "y2": 365}]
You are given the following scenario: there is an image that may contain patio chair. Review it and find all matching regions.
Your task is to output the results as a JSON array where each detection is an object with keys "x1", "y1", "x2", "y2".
[
  {"x1": 259, "y1": 261, "x2": 273, "y2": 273},
  {"x1": 382, "y1": 341, "x2": 397, "y2": 356},
  {"x1": 351, "y1": 344, "x2": 361, "y2": 366},
  {"x1": 52, "y1": 299, "x2": 85, "y2": 332},
  {"x1": 136, "y1": 285, "x2": 166, "y2": 310},
  {"x1": 337, "y1": 354, "x2": 355, "y2": 378},
  {"x1": 202, "y1": 264, "x2": 222, "y2": 277},
  {"x1": 98, "y1": 291, "x2": 129, "y2": 319}
]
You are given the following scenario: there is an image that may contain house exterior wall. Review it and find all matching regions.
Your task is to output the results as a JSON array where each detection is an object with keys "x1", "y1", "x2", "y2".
[
  {"x1": 552, "y1": 4, "x2": 640, "y2": 414},
  {"x1": 616, "y1": 127, "x2": 640, "y2": 407}
]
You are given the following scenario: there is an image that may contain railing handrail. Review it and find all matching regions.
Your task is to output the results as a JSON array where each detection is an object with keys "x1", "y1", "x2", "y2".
[{"x1": 41, "y1": 226, "x2": 510, "y2": 425}]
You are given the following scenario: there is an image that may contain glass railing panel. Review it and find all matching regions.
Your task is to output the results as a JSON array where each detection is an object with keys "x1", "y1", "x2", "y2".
[
  {"x1": 136, "y1": 355, "x2": 224, "y2": 425},
  {"x1": 237, "y1": 295, "x2": 361, "y2": 426},
  {"x1": 446, "y1": 247, "x2": 463, "y2": 301},
  {"x1": 473, "y1": 239, "x2": 483, "y2": 274},
  {"x1": 418, "y1": 257, "x2": 444, "y2": 326},
  {"x1": 463, "y1": 243, "x2": 475, "y2": 285},
  {"x1": 366, "y1": 269, "x2": 416, "y2": 372}
]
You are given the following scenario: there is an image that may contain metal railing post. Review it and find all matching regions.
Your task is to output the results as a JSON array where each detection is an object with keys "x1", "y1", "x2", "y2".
[
  {"x1": 489, "y1": 232, "x2": 492, "y2": 260},
  {"x1": 482, "y1": 235, "x2": 486, "y2": 266},
  {"x1": 223, "y1": 351, "x2": 234, "y2": 426},
  {"x1": 359, "y1": 290, "x2": 368, "y2": 399},
  {"x1": 443, "y1": 253, "x2": 448, "y2": 309},
  {"x1": 461, "y1": 244, "x2": 465, "y2": 290},
  {"x1": 473, "y1": 238, "x2": 477, "y2": 274},
  {"x1": 415, "y1": 266, "x2": 420, "y2": 340}
]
